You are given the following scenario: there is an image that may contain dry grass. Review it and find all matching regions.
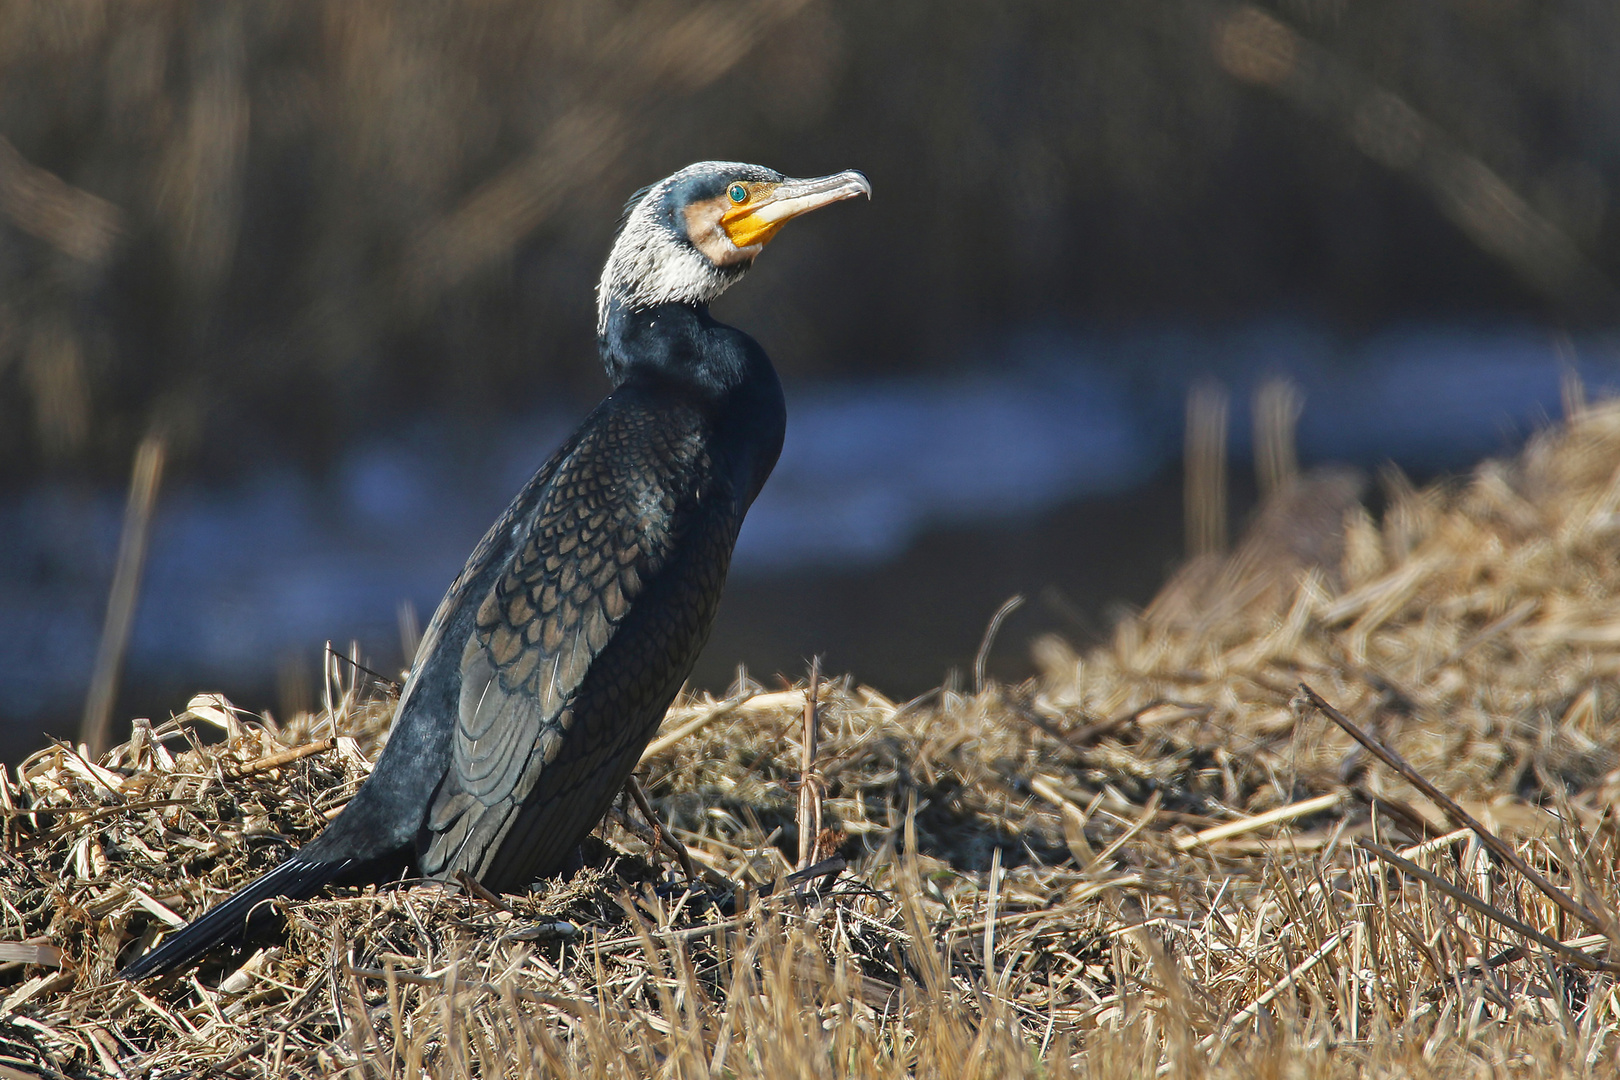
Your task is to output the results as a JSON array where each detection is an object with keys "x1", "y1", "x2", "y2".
[{"x1": 13, "y1": 400, "x2": 1620, "y2": 1076}]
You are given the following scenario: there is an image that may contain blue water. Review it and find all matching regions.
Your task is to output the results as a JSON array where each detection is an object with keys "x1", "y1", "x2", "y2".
[{"x1": 2, "y1": 320, "x2": 1616, "y2": 723}]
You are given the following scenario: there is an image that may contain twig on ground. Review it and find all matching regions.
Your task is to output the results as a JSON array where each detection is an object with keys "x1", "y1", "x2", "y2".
[
  {"x1": 225, "y1": 739, "x2": 338, "y2": 780},
  {"x1": 1358, "y1": 839, "x2": 1620, "y2": 973},
  {"x1": 625, "y1": 775, "x2": 701, "y2": 886},
  {"x1": 454, "y1": 871, "x2": 517, "y2": 916},
  {"x1": 1301, "y1": 681, "x2": 1612, "y2": 937}
]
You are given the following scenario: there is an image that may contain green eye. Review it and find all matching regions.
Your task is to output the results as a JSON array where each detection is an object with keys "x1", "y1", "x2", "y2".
[{"x1": 728, "y1": 183, "x2": 748, "y2": 204}]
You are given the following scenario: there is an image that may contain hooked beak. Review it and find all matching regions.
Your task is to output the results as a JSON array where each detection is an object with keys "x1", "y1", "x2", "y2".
[{"x1": 721, "y1": 170, "x2": 871, "y2": 249}]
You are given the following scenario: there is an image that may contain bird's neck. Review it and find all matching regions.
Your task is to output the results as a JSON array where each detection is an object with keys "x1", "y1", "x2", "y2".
[
  {"x1": 598, "y1": 298, "x2": 786, "y2": 512},
  {"x1": 597, "y1": 301, "x2": 757, "y2": 397}
]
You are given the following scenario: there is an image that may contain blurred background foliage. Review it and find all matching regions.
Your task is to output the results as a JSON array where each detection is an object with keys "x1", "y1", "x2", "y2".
[{"x1": 1, "y1": 0, "x2": 1616, "y2": 484}]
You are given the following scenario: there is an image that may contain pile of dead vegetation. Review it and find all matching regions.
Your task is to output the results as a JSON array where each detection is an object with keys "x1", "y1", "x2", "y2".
[{"x1": 10, "y1": 399, "x2": 1620, "y2": 1077}]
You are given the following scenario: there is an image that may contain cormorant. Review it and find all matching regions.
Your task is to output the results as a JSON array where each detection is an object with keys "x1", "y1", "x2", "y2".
[{"x1": 120, "y1": 161, "x2": 870, "y2": 979}]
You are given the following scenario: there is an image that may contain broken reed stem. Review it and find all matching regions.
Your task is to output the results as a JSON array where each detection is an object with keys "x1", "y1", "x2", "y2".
[
  {"x1": 224, "y1": 738, "x2": 337, "y2": 780},
  {"x1": 983, "y1": 845, "x2": 1002, "y2": 990},
  {"x1": 797, "y1": 656, "x2": 823, "y2": 871},
  {"x1": 1300, "y1": 681, "x2": 1612, "y2": 937},
  {"x1": 1254, "y1": 377, "x2": 1302, "y2": 500},
  {"x1": 974, "y1": 593, "x2": 1024, "y2": 695},
  {"x1": 1358, "y1": 840, "x2": 1620, "y2": 973},
  {"x1": 1185, "y1": 381, "x2": 1229, "y2": 558},
  {"x1": 1174, "y1": 790, "x2": 1341, "y2": 851},
  {"x1": 81, "y1": 432, "x2": 166, "y2": 757}
]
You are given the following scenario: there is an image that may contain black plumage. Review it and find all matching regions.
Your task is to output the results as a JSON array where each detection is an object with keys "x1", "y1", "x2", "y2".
[{"x1": 121, "y1": 161, "x2": 869, "y2": 979}]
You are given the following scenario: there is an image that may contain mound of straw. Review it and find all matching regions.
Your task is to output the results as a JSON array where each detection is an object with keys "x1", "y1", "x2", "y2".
[{"x1": 10, "y1": 400, "x2": 1620, "y2": 1078}]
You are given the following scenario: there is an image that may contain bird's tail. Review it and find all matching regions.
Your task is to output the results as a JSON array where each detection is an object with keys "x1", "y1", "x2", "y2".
[{"x1": 119, "y1": 855, "x2": 344, "y2": 980}]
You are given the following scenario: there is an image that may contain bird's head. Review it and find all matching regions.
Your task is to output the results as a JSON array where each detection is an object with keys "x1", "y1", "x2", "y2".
[{"x1": 596, "y1": 161, "x2": 871, "y2": 338}]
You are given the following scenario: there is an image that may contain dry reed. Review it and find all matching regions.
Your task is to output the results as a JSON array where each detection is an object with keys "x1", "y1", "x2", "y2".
[{"x1": 12, "y1": 401, "x2": 1620, "y2": 1076}]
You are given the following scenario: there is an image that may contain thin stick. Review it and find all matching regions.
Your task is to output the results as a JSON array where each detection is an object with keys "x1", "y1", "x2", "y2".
[
  {"x1": 1398, "y1": 827, "x2": 1474, "y2": 859},
  {"x1": 1300, "y1": 681, "x2": 1610, "y2": 937},
  {"x1": 2, "y1": 796, "x2": 189, "y2": 820},
  {"x1": 1351, "y1": 784, "x2": 1441, "y2": 842},
  {"x1": 1358, "y1": 839, "x2": 1619, "y2": 973},
  {"x1": 607, "y1": 806, "x2": 736, "y2": 896},
  {"x1": 1000, "y1": 687, "x2": 1128, "y2": 755},
  {"x1": 624, "y1": 775, "x2": 701, "y2": 885},
  {"x1": 1002, "y1": 692, "x2": 1106, "y2": 754},
  {"x1": 454, "y1": 870, "x2": 516, "y2": 916},
  {"x1": 325, "y1": 645, "x2": 400, "y2": 697},
  {"x1": 797, "y1": 657, "x2": 823, "y2": 871},
  {"x1": 82, "y1": 432, "x2": 165, "y2": 756},
  {"x1": 1003, "y1": 688, "x2": 1202, "y2": 753}
]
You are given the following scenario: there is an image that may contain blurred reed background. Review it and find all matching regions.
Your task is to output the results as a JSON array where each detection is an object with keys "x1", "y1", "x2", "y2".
[{"x1": 2, "y1": 0, "x2": 1618, "y2": 754}]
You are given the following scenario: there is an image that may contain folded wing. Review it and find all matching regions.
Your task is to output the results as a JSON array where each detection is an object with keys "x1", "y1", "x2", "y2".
[{"x1": 420, "y1": 398, "x2": 732, "y2": 889}]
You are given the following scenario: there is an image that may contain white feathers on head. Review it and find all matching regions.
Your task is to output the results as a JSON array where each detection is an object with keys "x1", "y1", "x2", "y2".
[{"x1": 595, "y1": 162, "x2": 762, "y2": 337}]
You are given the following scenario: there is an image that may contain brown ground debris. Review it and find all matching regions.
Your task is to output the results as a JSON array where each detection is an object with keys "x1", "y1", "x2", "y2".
[{"x1": 10, "y1": 402, "x2": 1620, "y2": 1077}]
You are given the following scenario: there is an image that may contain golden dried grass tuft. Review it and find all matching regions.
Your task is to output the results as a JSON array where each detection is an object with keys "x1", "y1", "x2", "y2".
[{"x1": 11, "y1": 404, "x2": 1620, "y2": 1075}]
